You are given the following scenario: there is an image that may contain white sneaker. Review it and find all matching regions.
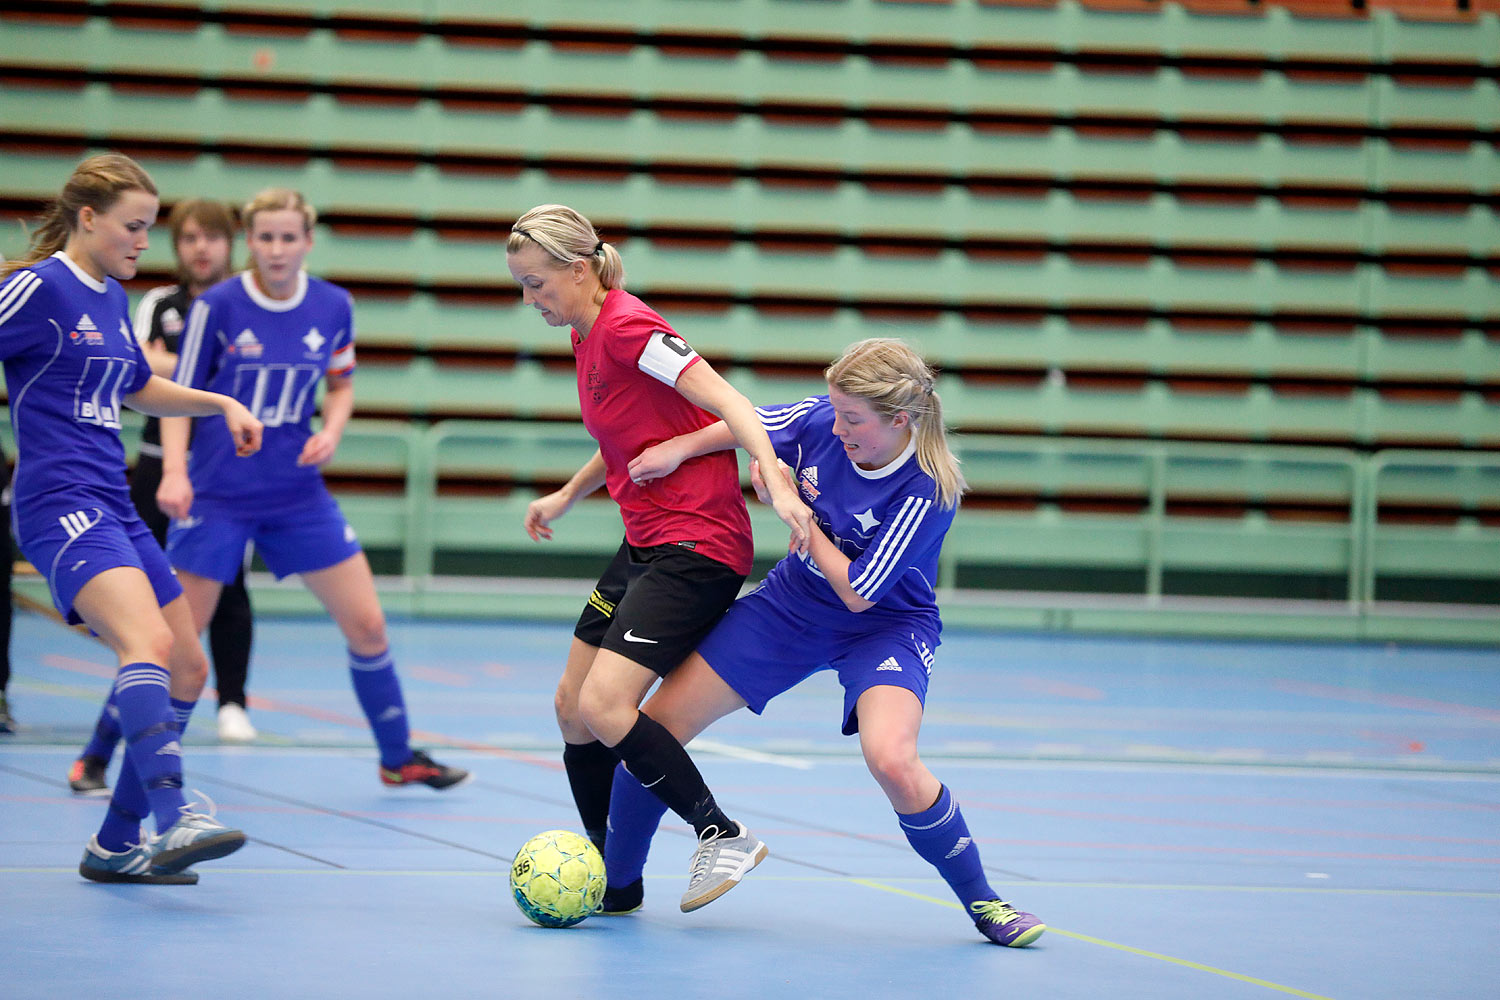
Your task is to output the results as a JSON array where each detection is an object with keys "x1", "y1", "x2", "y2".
[
  {"x1": 679, "y1": 821, "x2": 768, "y2": 912},
  {"x1": 217, "y1": 703, "x2": 257, "y2": 742}
]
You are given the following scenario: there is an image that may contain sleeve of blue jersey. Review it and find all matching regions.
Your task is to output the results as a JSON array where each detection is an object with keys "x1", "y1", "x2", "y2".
[
  {"x1": 754, "y1": 396, "x2": 824, "y2": 465},
  {"x1": 173, "y1": 295, "x2": 218, "y2": 388},
  {"x1": 845, "y1": 492, "x2": 945, "y2": 604},
  {"x1": 0, "y1": 268, "x2": 49, "y2": 358}
]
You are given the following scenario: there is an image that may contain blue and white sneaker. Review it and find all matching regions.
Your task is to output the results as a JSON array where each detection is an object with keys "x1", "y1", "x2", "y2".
[
  {"x1": 971, "y1": 899, "x2": 1046, "y2": 947},
  {"x1": 79, "y1": 835, "x2": 198, "y2": 885},
  {"x1": 150, "y1": 792, "x2": 246, "y2": 874}
]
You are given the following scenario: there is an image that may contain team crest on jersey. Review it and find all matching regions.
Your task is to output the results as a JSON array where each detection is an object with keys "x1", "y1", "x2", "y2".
[
  {"x1": 302, "y1": 327, "x2": 326, "y2": 357},
  {"x1": 586, "y1": 363, "x2": 605, "y2": 404},
  {"x1": 799, "y1": 465, "x2": 820, "y2": 502},
  {"x1": 230, "y1": 328, "x2": 264, "y2": 358},
  {"x1": 68, "y1": 313, "x2": 104, "y2": 346},
  {"x1": 161, "y1": 307, "x2": 183, "y2": 336}
]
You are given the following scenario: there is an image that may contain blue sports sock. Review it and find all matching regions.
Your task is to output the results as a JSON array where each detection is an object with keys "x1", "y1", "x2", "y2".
[
  {"x1": 897, "y1": 785, "x2": 996, "y2": 911},
  {"x1": 96, "y1": 693, "x2": 198, "y2": 850},
  {"x1": 348, "y1": 648, "x2": 410, "y2": 770},
  {"x1": 108, "y1": 662, "x2": 187, "y2": 836},
  {"x1": 81, "y1": 691, "x2": 122, "y2": 763},
  {"x1": 170, "y1": 697, "x2": 196, "y2": 734},
  {"x1": 604, "y1": 762, "x2": 669, "y2": 887}
]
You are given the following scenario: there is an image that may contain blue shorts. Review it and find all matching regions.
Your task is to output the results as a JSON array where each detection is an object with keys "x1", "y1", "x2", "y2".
[
  {"x1": 14, "y1": 499, "x2": 181, "y2": 625},
  {"x1": 696, "y1": 579, "x2": 938, "y2": 736},
  {"x1": 166, "y1": 493, "x2": 361, "y2": 583}
]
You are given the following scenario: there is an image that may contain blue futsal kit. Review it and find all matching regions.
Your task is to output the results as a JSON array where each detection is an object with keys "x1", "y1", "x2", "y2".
[
  {"x1": 697, "y1": 394, "x2": 957, "y2": 735},
  {"x1": 0, "y1": 252, "x2": 178, "y2": 621},
  {"x1": 167, "y1": 270, "x2": 361, "y2": 582}
]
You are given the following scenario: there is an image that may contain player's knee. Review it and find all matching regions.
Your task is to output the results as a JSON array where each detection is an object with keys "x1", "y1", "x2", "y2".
[
  {"x1": 864, "y1": 743, "x2": 922, "y2": 796},
  {"x1": 340, "y1": 612, "x2": 388, "y2": 656},
  {"x1": 553, "y1": 682, "x2": 590, "y2": 741},
  {"x1": 574, "y1": 676, "x2": 623, "y2": 741},
  {"x1": 130, "y1": 620, "x2": 176, "y2": 668},
  {"x1": 171, "y1": 644, "x2": 210, "y2": 690}
]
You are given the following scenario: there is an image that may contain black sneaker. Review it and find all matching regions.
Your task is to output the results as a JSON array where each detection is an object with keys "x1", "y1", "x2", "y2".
[
  {"x1": 0, "y1": 692, "x2": 14, "y2": 734},
  {"x1": 598, "y1": 877, "x2": 643, "y2": 916},
  {"x1": 379, "y1": 750, "x2": 471, "y2": 790},
  {"x1": 69, "y1": 756, "x2": 110, "y2": 796}
]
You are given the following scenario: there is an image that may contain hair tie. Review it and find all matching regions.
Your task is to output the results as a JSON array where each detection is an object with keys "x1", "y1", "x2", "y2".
[{"x1": 593, "y1": 241, "x2": 605, "y2": 255}]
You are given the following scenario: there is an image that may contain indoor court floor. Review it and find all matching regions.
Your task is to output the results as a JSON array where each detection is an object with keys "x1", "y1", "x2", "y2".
[{"x1": 2, "y1": 609, "x2": 1497, "y2": 1000}]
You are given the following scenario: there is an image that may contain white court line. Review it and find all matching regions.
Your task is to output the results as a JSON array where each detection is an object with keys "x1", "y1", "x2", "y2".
[{"x1": 685, "y1": 738, "x2": 814, "y2": 770}]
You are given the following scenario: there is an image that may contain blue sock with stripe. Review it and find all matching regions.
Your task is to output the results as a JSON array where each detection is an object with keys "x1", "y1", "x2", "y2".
[
  {"x1": 348, "y1": 648, "x2": 411, "y2": 770},
  {"x1": 81, "y1": 691, "x2": 122, "y2": 763},
  {"x1": 604, "y1": 763, "x2": 670, "y2": 887},
  {"x1": 98, "y1": 663, "x2": 187, "y2": 842},
  {"x1": 897, "y1": 785, "x2": 996, "y2": 910},
  {"x1": 97, "y1": 691, "x2": 197, "y2": 850}
]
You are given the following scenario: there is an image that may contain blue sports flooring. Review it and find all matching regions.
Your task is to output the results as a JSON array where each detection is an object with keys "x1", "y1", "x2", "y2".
[{"x1": 2, "y1": 610, "x2": 1498, "y2": 1000}]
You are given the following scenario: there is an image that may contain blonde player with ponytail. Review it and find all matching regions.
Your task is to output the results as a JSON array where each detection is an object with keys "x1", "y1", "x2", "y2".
[{"x1": 601, "y1": 338, "x2": 1047, "y2": 946}]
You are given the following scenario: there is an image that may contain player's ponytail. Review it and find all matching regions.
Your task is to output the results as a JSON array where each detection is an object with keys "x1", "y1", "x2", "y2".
[
  {"x1": 0, "y1": 153, "x2": 157, "y2": 280},
  {"x1": 825, "y1": 338, "x2": 966, "y2": 510},
  {"x1": 507, "y1": 204, "x2": 626, "y2": 291}
]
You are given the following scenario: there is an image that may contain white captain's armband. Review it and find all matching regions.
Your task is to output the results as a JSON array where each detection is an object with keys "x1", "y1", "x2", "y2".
[
  {"x1": 637, "y1": 329, "x2": 699, "y2": 386},
  {"x1": 327, "y1": 342, "x2": 356, "y2": 377}
]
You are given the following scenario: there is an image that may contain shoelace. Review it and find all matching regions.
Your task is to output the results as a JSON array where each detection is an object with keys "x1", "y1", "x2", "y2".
[
  {"x1": 970, "y1": 900, "x2": 1021, "y2": 926},
  {"x1": 176, "y1": 789, "x2": 222, "y2": 828},
  {"x1": 686, "y1": 824, "x2": 726, "y2": 886}
]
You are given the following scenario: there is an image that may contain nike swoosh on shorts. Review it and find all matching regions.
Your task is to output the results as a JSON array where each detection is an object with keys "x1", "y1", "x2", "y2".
[{"x1": 622, "y1": 630, "x2": 659, "y2": 644}]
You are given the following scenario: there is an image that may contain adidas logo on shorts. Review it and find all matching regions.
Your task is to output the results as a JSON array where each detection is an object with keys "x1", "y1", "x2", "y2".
[{"x1": 876, "y1": 657, "x2": 902, "y2": 672}]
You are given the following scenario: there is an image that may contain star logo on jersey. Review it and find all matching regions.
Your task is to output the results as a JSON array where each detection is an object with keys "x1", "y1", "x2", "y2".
[
  {"x1": 231, "y1": 328, "x2": 264, "y2": 358},
  {"x1": 799, "y1": 465, "x2": 820, "y2": 502},
  {"x1": 853, "y1": 508, "x2": 880, "y2": 533},
  {"x1": 303, "y1": 327, "x2": 325, "y2": 356}
]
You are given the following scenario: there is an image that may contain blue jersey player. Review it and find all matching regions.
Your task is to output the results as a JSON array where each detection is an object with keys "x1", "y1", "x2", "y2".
[
  {"x1": 155, "y1": 187, "x2": 467, "y2": 791},
  {"x1": 603, "y1": 338, "x2": 1046, "y2": 946},
  {"x1": 0, "y1": 153, "x2": 262, "y2": 883}
]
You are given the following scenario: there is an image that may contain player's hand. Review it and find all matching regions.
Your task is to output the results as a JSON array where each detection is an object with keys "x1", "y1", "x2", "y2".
[
  {"x1": 627, "y1": 441, "x2": 685, "y2": 486},
  {"x1": 752, "y1": 458, "x2": 812, "y2": 555},
  {"x1": 297, "y1": 429, "x2": 340, "y2": 467},
  {"x1": 222, "y1": 399, "x2": 262, "y2": 457},
  {"x1": 524, "y1": 489, "x2": 574, "y2": 542},
  {"x1": 156, "y1": 469, "x2": 194, "y2": 521}
]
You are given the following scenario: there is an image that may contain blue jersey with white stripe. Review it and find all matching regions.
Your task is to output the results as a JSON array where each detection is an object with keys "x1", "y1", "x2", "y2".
[
  {"x1": 756, "y1": 395, "x2": 954, "y2": 632},
  {"x1": 174, "y1": 271, "x2": 355, "y2": 514},
  {"x1": 0, "y1": 253, "x2": 152, "y2": 516}
]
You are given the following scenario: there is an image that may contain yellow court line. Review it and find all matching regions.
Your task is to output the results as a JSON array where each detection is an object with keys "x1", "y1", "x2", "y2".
[{"x1": 849, "y1": 878, "x2": 1337, "y2": 1000}]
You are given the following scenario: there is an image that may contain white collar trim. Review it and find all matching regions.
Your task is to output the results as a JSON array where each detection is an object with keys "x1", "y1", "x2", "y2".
[
  {"x1": 52, "y1": 251, "x2": 107, "y2": 293},
  {"x1": 240, "y1": 269, "x2": 307, "y2": 312},
  {"x1": 849, "y1": 432, "x2": 917, "y2": 480}
]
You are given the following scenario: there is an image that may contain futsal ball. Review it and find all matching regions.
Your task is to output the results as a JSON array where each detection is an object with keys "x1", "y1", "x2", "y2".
[{"x1": 510, "y1": 829, "x2": 607, "y2": 928}]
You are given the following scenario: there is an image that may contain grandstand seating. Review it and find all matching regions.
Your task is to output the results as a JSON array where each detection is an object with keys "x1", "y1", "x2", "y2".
[{"x1": 0, "y1": 0, "x2": 1494, "y2": 611}]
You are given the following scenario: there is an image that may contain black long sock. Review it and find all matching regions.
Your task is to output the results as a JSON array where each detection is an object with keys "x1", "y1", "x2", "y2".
[
  {"x1": 610, "y1": 711, "x2": 734, "y2": 839},
  {"x1": 562, "y1": 739, "x2": 618, "y2": 851}
]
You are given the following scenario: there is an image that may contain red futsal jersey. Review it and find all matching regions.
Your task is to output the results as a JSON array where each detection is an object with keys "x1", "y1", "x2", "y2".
[{"x1": 572, "y1": 289, "x2": 753, "y2": 575}]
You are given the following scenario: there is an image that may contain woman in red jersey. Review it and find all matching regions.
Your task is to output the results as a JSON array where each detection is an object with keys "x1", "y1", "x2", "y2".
[{"x1": 508, "y1": 204, "x2": 810, "y2": 912}]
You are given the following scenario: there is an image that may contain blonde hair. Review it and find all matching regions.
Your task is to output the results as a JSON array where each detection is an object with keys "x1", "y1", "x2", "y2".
[
  {"x1": 507, "y1": 204, "x2": 625, "y2": 290},
  {"x1": 0, "y1": 153, "x2": 157, "y2": 279},
  {"x1": 825, "y1": 338, "x2": 966, "y2": 509},
  {"x1": 242, "y1": 187, "x2": 316, "y2": 234}
]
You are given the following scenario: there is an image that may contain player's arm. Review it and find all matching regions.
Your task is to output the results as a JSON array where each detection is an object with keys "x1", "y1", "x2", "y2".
[
  {"x1": 127, "y1": 376, "x2": 262, "y2": 521},
  {"x1": 525, "y1": 450, "x2": 607, "y2": 542},
  {"x1": 298, "y1": 372, "x2": 352, "y2": 467},
  {"x1": 626, "y1": 420, "x2": 737, "y2": 485},
  {"x1": 132, "y1": 290, "x2": 178, "y2": 377},
  {"x1": 749, "y1": 457, "x2": 873, "y2": 613},
  {"x1": 673, "y1": 361, "x2": 813, "y2": 553}
]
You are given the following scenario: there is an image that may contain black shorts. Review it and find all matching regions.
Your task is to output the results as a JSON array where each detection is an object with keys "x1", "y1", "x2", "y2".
[{"x1": 574, "y1": 540, "x2": 747, "y2": 677}]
